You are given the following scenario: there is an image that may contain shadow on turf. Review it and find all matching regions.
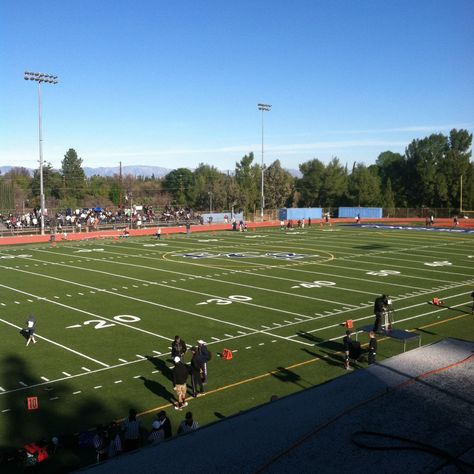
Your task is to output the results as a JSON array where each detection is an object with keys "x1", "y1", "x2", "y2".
[
  {"x1": 144, "y1": 355, "x2": 173, "y2": 379},
  {"x1": 0, "y1": 354, "x2": 112, "y2": 473},
  {"x1": 270, "y1": 367, "x2": 307, "y2": 388},
  {"x1": 442, "y1": 304, "x2": 473, "y2": 316},
  {"x1": 296, "y1": 331, "x2": 341, "y2": 352},
  {"x1": 301, "y1": 348, "x2": 344, "y2": 368},
  {"x1": 355, "y1": 243, "x2": 390, "y2": 250},
  {"x1": 138, "y1": 376, "x2": 174, "y2": 402}
]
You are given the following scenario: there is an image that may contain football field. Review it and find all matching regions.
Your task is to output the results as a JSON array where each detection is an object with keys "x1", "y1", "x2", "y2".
[{"x1": 0, "y1": 224, "x2": 473, "y2": 455}]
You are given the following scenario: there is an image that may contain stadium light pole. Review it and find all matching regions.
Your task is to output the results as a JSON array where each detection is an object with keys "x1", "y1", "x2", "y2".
[
  {"x1": 24, "y1": 71, "x2": 58, "y2": 236},
  {"x1": 257, "y1": 103, "x2": 271, "y2": 220},
  {"x1": 208, "y1": 191, "x2": 213, "y2": 213}
]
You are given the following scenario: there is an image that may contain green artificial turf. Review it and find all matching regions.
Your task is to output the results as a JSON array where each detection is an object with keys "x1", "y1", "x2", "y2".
[{"x1": 0, "y1": 224, "x2": 472, "y2": 471}]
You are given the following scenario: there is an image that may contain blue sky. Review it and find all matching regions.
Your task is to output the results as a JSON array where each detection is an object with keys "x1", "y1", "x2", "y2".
[{"x1": 1, "y1": 0, "x2": 473, "y2": 172}]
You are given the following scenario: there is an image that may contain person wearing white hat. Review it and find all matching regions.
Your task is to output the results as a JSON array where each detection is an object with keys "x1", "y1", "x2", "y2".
[
  {"x1": 172, "y1": 356, "x2": 189, "y2": 410},
  {"x1": 147, "y1": 420, "x2": 165, "y2": 445}
]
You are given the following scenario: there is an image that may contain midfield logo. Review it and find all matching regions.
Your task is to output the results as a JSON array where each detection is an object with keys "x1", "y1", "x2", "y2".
[{"x1": 172, "y1": 252, "x2": 308, "y2": 260}]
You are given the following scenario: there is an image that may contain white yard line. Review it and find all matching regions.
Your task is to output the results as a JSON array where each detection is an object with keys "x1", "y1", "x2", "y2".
[
  {"x1": 180, "y1": 233, "x2": 474, "y2": 277},
  {"x1": 99, "y1": 244, "x2": 453, "y2": 292},
  {"x1": 0, "y1": 317, "x2": 109, "y2": 367},
  {"x1": 289, "y1": 293, "x2": 472, "y2": 337},
  {"x1": 34, "y1": 247, "x2": 365, "y2": 306},
  {"x1": 0, "y1": 236, "x2": 470, "y2": 397},
  {"x1": 0, "y1": 295, "x2": 470, "y2": 398},
  {"x1": 0, "y1": 282, "x2": 173, "y2": 342},
  {"x1": 0, "y1": 277, "x2": 265, "y2": 336}
]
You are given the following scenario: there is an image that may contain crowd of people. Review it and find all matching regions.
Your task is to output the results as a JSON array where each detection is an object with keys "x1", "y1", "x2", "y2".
[
  {"x1": 88, "y1": 336, "x2": 209, "y2": 466},
  {"x1": 0, "y1": 205, "x2": 204, "y2": 233},
  {"x1": 90, "y1": 407, "x2": 198, "y2": 464},
  {"x1": 159, "y1": 206, "x2": 193, "y2": 222}
]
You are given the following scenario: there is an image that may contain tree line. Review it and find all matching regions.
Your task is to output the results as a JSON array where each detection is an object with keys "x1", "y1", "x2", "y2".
[{"x1": 1, "y1": 129, "x2": 472, "y2": 214}]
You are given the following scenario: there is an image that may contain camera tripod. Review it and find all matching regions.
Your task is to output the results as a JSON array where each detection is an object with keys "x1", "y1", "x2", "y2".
[{"x1": 382, "y1": 305, "x2": 395, "y2": 331}]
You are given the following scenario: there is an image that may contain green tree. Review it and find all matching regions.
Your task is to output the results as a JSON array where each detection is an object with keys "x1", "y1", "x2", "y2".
[
  {"x1": 263, "y1": 160, "x2": 294, "y2": 209},
  {"x1": 439, "y1": 129, "x2": 472, "y2": 208},
  {"x1": 320, "y1": 158, "x2": 349, "y2": 207},
  {"x1": 31, "y1": 163, "x2": 63, "y2": 205},
  {"x1": 61, "y1": 148, "x2": 86, "y2": 200},
  {"x1": 405, "y1": 134, "x2": 448, "y2": 207},
  {"x1": 2, "y1": 167, "x2": 32, "y2": 210},
  {"x1": 375, "y1": 151, "x2": 407, "y2": 206},
  {"x1": 382, "y1": 177, "x2": 396, "y2": 210},
  {"x1": 86, "y1": 175, "x2": 113, "y2": 206},
  {"x1": 193, "y1": 163, "x2": 226, "y2": 211},
  {"x1": 163, "y1": 168, "x2": 194, "y2": 206},
  {"x1": 297, "y1": 158, "x2": 326, "y2": 206},
  {"x1": 235, "y1": 153, "x2": 259, "y2": 212},
  {"x1": 463, "y1": 162, "x2": 474, "y2": 210},
  {"x1": 348, "y1": 163, "x2": 381, "y2": 206}
]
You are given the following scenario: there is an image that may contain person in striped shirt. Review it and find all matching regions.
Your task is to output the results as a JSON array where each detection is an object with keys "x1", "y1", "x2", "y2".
[
  {"x1": 178, "y1": 412, "x2": 198, "y2": 435},
  {"x1": 147, "y1": 421, "x2": 165, "y2": 445},
  {"x1": 121, "y1": 409, "x2": 142, "y2": 451}
]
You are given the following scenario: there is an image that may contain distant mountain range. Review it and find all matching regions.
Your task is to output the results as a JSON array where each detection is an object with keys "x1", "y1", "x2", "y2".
[
  {"x1": 0, "y1": 165, "x2": 302, "y2": 178},
  {"x1": 83, "y1": 166, "x2": 170, "y2": 178},
  {"x1": 0, "y1": 165, "x2": 170, "y2": 178}
]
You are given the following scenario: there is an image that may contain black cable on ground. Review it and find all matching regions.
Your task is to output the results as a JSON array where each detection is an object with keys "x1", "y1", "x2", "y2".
[{"x1": 351, "y1": 430, "x2": 474, "y2": 474}]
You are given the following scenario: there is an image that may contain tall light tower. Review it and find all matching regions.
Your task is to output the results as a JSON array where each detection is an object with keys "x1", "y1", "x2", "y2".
[
  {"x1": 24, "y1": 71, "x2": 58, "y2": 235},
  {"x1": 257, "y1": 103, "x2": 271, "y2": 220}
]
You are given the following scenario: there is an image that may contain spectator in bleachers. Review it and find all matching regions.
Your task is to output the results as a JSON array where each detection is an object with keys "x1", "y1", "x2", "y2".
[
  {"x1": 107, "y1": 422, "x2": 122, "y2": 458},
  {"x1": 147, "y1": 421, "x2": 165, "y2": 445},
  {"x1": 93, "y1": 425, "x2": 109, "y2": 463},
  {"x1": 121, "y1": 409, "x2": 142, "y2": 451},
  {"x1": 155, "y1": 410, "x2": 172, "y2": 439},
  {"x1": 177, "y1": 412, "x2": 198, "y2": 435}
]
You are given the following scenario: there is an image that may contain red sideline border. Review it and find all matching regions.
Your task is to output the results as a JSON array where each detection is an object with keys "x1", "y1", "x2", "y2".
[{"x1": 0, "y1": 217, "x2": 471, "y2": 247}]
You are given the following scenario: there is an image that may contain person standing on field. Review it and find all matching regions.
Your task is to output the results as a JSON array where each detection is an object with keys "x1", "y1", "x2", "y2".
[
  {"x1": 197, "y1": 339, "x2": 211, "y2": 384},
  {"x1": 171, "y1": 335, "x2": 187, "y2": 362},
  {"x1": 172, "y1": 356, "x2": 189, "y2": 410},
  {"x1": 25, "y1": 315, "x2": 37, "y2": 346}
]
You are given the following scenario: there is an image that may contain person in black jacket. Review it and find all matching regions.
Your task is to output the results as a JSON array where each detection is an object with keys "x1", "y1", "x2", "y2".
[
  {"x1": 172, "y1": 356, "x2": 190, "y2": 410},
  {"x1": 197, "y1": 340, "x2": 211, "y2": 384},
  {"x1": 190, "y1": 347, "x2": 205, "y2": 397},
  {"x1": 373, "y1": 295, "x2": 387, "y2": 333},
  {"x1": 368, "y1": 331, "x2": 377, "y2": 365},
  {"x1": 342, "y1": 330, "x2": 353, "y2": 370},
  {"x1": 171, "y1": 335, "x2": 187, "y2": 362}
]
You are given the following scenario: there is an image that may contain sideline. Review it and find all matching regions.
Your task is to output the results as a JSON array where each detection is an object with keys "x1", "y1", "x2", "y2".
[{"x1": 130, "y1": 310, "x2": 472, "y2": 421}]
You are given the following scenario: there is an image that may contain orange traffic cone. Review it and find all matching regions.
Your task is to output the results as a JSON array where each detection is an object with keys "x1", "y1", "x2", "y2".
[{"x1": 222, "y1": 348, "x2": 233, "y2": 360}]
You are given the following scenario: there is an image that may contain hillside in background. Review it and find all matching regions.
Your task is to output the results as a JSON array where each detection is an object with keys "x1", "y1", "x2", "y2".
[
  {"x1": 0, "y1": 165, "x2": 171, "y2": 178},
  {"x1": 83, "y1": 165, "x2": 170, "y2": 178},
  {"x1": 0, "y1": 165, "x2": 302, "y2": 178}
]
